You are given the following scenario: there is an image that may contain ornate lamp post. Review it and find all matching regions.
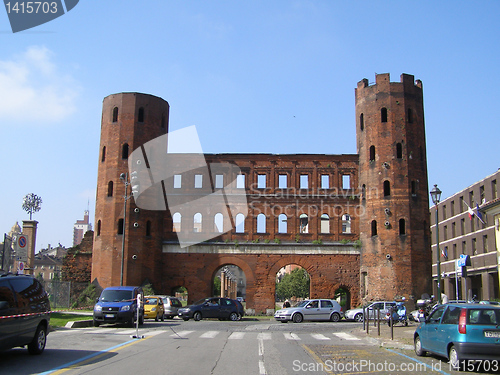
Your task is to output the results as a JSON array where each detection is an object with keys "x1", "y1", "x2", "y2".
[
  {"x1": 430, "y1": 184, "x2": 442, "y2": 304},
  {"x1": 22, "y1": 194, "x2": 42, "y2": 220}
]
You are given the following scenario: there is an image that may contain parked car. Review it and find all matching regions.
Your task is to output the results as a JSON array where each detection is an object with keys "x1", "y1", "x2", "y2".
[
  {"x1": 93, "y1": 286, "x2": 145, "y2": 327},
  {"x1": 414, "y1": 302, "x2": 500, "y2": 370},
  {"x1": 143, "y1": 296, "x2": 164, "y2": 321},
  {"x1": 274, "y1": 299, "x2": 343, "y2": 323},
  {"x1": 160, "y1": 296, "x2": 182, "y2": 319},
  {"x1": 233, "y1": 299, "x2": 245, "y2": 320},
  {"x1": 236, "y1": 297, "x2": 245, "y2": 302},
  {"x1": 344, "y1": 301, "x2": 396, "y2": 322},
  {"x1": 178, "y1": 297, "x2": 240, "y2": 321},
  {"x1": 0, "y1": 273, "x2": 51, "y2": 354}
]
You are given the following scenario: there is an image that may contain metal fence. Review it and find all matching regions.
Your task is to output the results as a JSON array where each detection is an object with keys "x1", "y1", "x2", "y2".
[{"x1": 42, "y1": 280, "x2": 91, "y2": 309}]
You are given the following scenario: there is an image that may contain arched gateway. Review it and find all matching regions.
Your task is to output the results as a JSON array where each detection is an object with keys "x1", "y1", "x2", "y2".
[{"x1": 91, "y1": 74, "x2": 431, "y2": 312}]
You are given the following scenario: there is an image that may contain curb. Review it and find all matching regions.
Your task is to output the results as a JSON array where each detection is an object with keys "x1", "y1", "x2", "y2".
[{"x1": 65, "y1": 320, "x2": 94, "y2": 328}]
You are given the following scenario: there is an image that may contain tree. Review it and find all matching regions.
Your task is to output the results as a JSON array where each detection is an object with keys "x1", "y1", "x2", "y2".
[
  {"x1": 275, "y1": 267, "x2": 310, "y2": 301},
  {"x1": 213, "y1": 276, "x2": 221, "y2": 296}
]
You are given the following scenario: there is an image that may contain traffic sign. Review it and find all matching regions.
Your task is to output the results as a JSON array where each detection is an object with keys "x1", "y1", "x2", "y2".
[{"x1": 14, "y1": 234, "x2": 29, "y2": 262}]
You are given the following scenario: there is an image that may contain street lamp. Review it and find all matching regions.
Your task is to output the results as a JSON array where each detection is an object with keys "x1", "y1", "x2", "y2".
[
  {"x1": 119, "y1": 173, "x2": 135, "y2": 286},
  {"x1": 430, "y1": 184, "x2": 442, "y2": 304}
]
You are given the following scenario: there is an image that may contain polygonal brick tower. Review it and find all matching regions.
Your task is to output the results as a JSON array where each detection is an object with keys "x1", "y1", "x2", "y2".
[
  {"x1": 91, "y1": 93, "x2": 170, "y2": 288},
  {"x1": 356, "y1": 73, "x2": 431, "y2": 303}
]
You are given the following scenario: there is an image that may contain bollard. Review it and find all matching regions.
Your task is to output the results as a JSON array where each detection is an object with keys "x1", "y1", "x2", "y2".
[
  {"x1": 366, "y1": 308, "x2": 369, "y2": 334},
  {"x1": 362, "y1": 306, "x2": 365, "y2": 330},
  {"x1": 377, "y1": 307, "x2": 380, "y2": 336},
  {"x1": 390, "y1": 307, "x2": 394, "y2": 340}
]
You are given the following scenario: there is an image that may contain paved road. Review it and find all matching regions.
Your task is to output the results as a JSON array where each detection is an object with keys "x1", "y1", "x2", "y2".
[{"x1": 0, "y1": 319, "x2": 488, "y2": 375}]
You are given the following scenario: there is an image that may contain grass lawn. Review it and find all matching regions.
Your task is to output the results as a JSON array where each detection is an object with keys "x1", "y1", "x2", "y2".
[{"x1": 50, "y1": 312, "x2": 93, "y2": 328}]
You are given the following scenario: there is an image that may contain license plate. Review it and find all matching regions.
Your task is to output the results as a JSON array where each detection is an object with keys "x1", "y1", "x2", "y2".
[
  {"x1": 484, "y1": 331, "x2": 500, "y2": 338},
  {"x1": 105, "y1": 314, "x2": 115, "y2": 318}
]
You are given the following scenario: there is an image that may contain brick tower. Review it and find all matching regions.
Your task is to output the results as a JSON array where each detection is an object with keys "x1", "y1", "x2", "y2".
[
  {"x1": 356, "y1": 73, "x2": 431, "y2": 303},
  {"x1": 91, "y1": 93, "x2": 170, "y2": 288}
]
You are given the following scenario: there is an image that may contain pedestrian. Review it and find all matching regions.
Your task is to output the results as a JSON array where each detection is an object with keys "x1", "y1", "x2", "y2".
[
  {"x1": 441, "y1": 291, "x2": 449, "y2": 304},
  {"x1": 283, "y1": 299, "x2": 290, "y2": 308}
]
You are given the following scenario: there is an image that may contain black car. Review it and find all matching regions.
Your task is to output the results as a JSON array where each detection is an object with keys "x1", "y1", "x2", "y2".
[
  {"x1": 0, "y1": 273, "x2": 51, "y2": 354},
  {"x1": 233, "y1": 299, "x2": 245, "y2": 320},
  {"x1": 178, "y1": 297, "x2": 240, "y2": 321}
]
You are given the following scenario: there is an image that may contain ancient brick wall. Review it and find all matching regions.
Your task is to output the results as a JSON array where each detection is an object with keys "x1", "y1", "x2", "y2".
[{"x1": 62, "y1": 230, "x2": 93, "y2": 283}]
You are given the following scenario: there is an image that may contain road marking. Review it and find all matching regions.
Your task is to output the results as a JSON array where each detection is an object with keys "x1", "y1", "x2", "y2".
[
  {"x1": 311, "y1": 333, "x2": 331, "y2": 340},
  {"x1": 200, "y1": 331, "x2": 220, "y2": 338},
  {"x1": 228, "y1": 331, "x2": 246, "y2": 339},
  {"x1": 257, "y1": 332, "x2": 272, "y2": 340},
  {"x1": 170, "y1": 330, "x2": 194, "y2": 338},
  {"x1": 258, "y1": 338, "x2": 267, "y2": 375},
  {"x1": 332, "y1": 332, "x2": 360, "y2": 341},
  {"x1": 284, "y1": 332, "x2": 301, "y2": 340}
]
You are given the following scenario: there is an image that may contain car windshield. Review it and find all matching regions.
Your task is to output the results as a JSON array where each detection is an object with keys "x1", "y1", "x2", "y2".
[
  {"x1": 145, "y1": 298, "x2": 158, "y2": 305},
  {"x1": 100, "y1": 289, "x2": 134, "y2": 302},
  {"x1": 296, "y1": 301, "x2": 309, "y2": 308},
  {"x1": 194, "y1": 298, "x2": 210, "y2": 305}
]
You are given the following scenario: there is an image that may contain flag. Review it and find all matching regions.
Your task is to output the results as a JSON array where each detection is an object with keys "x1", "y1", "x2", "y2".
[
  {"x1": 441, "y1": 247, "x2": 447, "y2": 258},
  {"x1": 476, "y1": 203, "x2": 485, "y2": 224},
  {"x1": 467, "y1": 205, "x2": 474, "y2": 220}
]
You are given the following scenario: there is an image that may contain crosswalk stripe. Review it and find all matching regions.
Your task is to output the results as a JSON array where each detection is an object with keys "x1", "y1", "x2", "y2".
[
  {"x1": 170, "y1": 330, "x2": 194, "y2": 338},
  {"x1": 200, "y1": 331, "x2": 220, "y2": 338},
  {"x1": 311, "y1": 333, "x2": 331, "y2": 340},
  {"x1": 284, "y1": 332, "x2": 301, "y2": 340},
  {"x1": 257, "y1": 332, "x2": 272, "y2": 340},
  {"x1": 228, "y1": 332, "x2": 246, "y2": 340},
  {"x1": 333, "y1": 332, "x2": 361, "y2": 341}
]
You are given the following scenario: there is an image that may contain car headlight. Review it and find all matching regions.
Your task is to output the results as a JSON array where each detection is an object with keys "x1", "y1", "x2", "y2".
[
  {"x1": 152, "y1": 307, "x2": 156, "y2": 312},
  {"x1": 121, "y1": 305, "x2": 131, "y2": 312},
  {"x1": 94, "y1": 305, "x2": 102, "y2": 312}
]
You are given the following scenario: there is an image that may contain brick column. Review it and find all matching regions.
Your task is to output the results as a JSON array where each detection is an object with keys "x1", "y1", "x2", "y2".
[{"x1": 22, "y1": 220, "x2": 38, "y2": 275}]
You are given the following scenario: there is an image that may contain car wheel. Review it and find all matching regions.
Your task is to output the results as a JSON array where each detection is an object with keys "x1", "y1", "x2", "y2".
[
  {"x1": 93, "y1": 320, "x2": 100, "y2": 327},
  {"x1": 449, "y1": 345, "x2": 463, "y2": 371},
  {"x1": 330, "y1": 312, "x2": 341, "y2": 322},
  {"x1": 27, "y1": 324, "x2": 47, "y2": 355},
  {"x1": 292, "y1": 313, "x2": 303, "y2": 323},
  {"x1": 229, "y1": 312, "x2": 239, "y2": 321},
  {"x1": 182, "y1": 317, "x2": 189, "y2": 321},
  {"x1": 354, "y1": 313, "x2": 363, "y2": 322},
  {"x1": 414, "y1": 335, "x2": 426, "y2": 357},
  {"x1": 193, "y1": 311, "x2": 202, "y2": 321}
]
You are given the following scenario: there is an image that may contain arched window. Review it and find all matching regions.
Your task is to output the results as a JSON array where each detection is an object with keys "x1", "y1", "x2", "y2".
[
  {"x1": 384, "y1": 180, "x2": 391, "y2": 196},
  {"x1": 138, "y1": 107, "x2": 145, "y2": 122},
  {"x1": 146, "y1": 220, "x2": 152, "y2": 236},
  {"x1": 112, "y1": 107, "x2": 118, "y2": 122},
  {"x1": 107, "y1": 181, "x2": 113, "y2": 197},
  {"x1": 235, "y1": 213, "x2": 245, "y2": 233},
  {"x1": 278, "y1": 214, "x2": 287, "y2": 233},
  {"x1": 101, "y1": 146, "x2": 106, "y2": 162},
  {"x1": 193, "y1": 213, "x2": 202, "y2": 232},
  {"x1": 399, "y1": 219, "x2": 406, "y2": 235},
  {"x1": 118, "y1": 218, "x2": 124, "y2": 235},
  {"x1": 214, "y1": 213, "x2": 223, "y2": 233},
  {"x1": 359, "y1": 113, "x2": 364, "y2": 131},
  {"x1": 371, "y1": 220, "x2": 378, "y2": 236},
  {"x1": 381, "y1": 107, "x2": 387, "y2": 123},
  {"x1": 321, "y1": 214, "x2": 330, "y2": 233},
  {"x1": 299, "y1": 214, "x2": 309, "y2": 233},
  {"x1": 122, "y1": 143, "x2": 129, "y2": 159},
  {"x1": 96, "y1": 220, "x2": 101, "y2": 236},
  {"x1": 257, "y1": 213, "x2": 266, "y2": 233},
  {"x1": 407, "y1": 108, "x2": 413, "y2": 123},
  {"x1": 172, "y1": 212, "x2": 181, "y2": 232},
  {"x1": 342, "y1": 214, "x2": 351, "y2": 234},
  {"x1": 369, "y1": 145, "x2": 375, "y2": 162},
  {"x1": 396, "y1": 143, "x2": 402, "y2": 159}
]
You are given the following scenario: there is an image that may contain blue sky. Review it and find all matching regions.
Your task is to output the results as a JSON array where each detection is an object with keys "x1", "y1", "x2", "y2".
[{"x1": 1, "y1": 1, "x2": 499, "y2": 252}]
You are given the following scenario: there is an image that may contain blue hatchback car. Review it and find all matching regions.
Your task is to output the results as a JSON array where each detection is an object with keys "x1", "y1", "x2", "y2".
[{"x1": 414, "y1": 303, "x2": 500, "y2": 370}]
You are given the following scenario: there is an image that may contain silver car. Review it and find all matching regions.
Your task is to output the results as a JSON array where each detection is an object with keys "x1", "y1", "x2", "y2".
[
  {"x1": 344, "y1": 301, "x2": 396, "y2": 322},
  {"x1": 274, "y1": 299, "x2": 343, "y2": 323},
  {"x1": 160, "y1": 296, "x2": 183, "y2": 319}
]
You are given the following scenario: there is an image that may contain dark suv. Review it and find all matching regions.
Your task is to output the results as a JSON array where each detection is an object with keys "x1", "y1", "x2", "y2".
[
  {"x1": 93, "y1": 286, "x2": 145, "y2": 327},
  {"x1": 0, "y1": 273, "x2": 51, "y2": 354}
]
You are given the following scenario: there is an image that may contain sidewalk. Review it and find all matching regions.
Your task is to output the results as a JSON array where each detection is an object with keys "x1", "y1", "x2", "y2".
[{"x1": 348, "y1": 319, "x2": 417, "y2": 351}]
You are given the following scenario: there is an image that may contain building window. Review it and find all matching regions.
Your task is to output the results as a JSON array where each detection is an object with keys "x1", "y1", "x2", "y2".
[
  {"x1": 399, "y1": 219, "x2": 406, "y2": 235},
  {"x1": 299, "y1": 214, "x2": 309, "y2": 233},
  {"x1": 383, "y1": 180, "x2": 390, "y2": 196},
  {"x1": 472, "y1": 238, "x2": 477, "y2": 255},
  {"x1": 278, "y1": 214, "x2": 287, "y2": 233},
  {"x1": 321, "y1": 175, "x2": 329, "y2": 189},
  {"x1": 451, "y1": 201, "x2": 455, "y2": 216},
  {"x1": 300, "y1": 175, "x2": 308, "y2": 189},
  {"x1": 122, "y1": 143, "x2": 129, "y2": 159},
  {"x1": 452, "y1": 222, "x2": 456, "y2": 237},
  {"x1": 173, "y1": 212, "x2": 181, "y2": 232},
  {"x1": 215, "y1": 175, "x2": 224, "y2": 189},
  {"x1": 407, "y1": 108, "x2": 413, "y2": 123},
  {"x1": 257, "y1": 174, "x2": 266, "y2": 189},
  {"x1": 342, "y1": 175, "x2": 351, "y2": 189},
  {"x1": 321, "y1": 214, "x2": 330, "y2": 233},
  {"x1": 195, "y1": 175, "x2": 203, "y2": 188},
  {"x1": 360, "y1": 113, "x2": 364, "y2": 131},
  {"x1": 483, "y1": 235, "x2": 488, "y2": 253},
  {"x1": 107, "y1": 181, "x2": 113, "y2": 197},
  {"x1": 174, "y1": 175, "x2": 182, "y2": 189},
  {"x1": 138, "y1": 107, "x2": 145, "y2": 123},
  {"x1": 236, "y1": 174, "x2": 245, "y2": 189},
  {"x1": 112, "y1": 107, "x2": 118, "y2": 122},
  {"x1": 146, "y1": 220, "x2": 152, "y2": 236},
  {"x1": 214, "y1": 213, "x2": 223, "y2": 233},
  {"x1": 235, "y1": 213, "x2": 245, "y2": 233},
  {"x1": 193, "y1": 213, "x2": 202, "y2": 232},
  {"x1": 96, "y1": 220, "x2": 101, "y2": 236},
  {"x1": 278, "y1": 174, "x2": 287, "y2": 189},
  {"x1": 480, "y1": 185, "x2": 485, "y2": 204},
  {"x1": 101, "y1": 146, "x2": 106, "y2": 162},
  {"x1": 371, "y1": 220, "x2": 377, "y2": 236},
  {"x1": 452, "y1": 244, "x2": 457, "y2": 259},
  {"x1": 443, "y1": 225, "x2": 448, "y2": 241},
  {"x1": 492, "y1": 180, "x2": 497, "y2": 199},
  {"x1": 257, "y1": 213, "x2": 266, "y2": 233},
  {"x1": 381, "y1": 107, "x2": 388, "y2": 123},
  {"x1": 342, "y1": 214, "x2": 351, "y2": 234},
  {"x1": 118, "y1": 218, "x2": 124, "y2": 235},
  {"x1": 396, "y1": 143, "x2": 402, "y2": 159},
  {"x1": 369, "y1": 146, "x2": 375, "y2": 162},
  {"x1": 461, "y1": 218, "x2": 465, "y2": 235}
]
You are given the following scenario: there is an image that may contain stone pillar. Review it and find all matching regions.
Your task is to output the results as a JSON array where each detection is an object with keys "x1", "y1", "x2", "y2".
[
  {"x1": 22, "y1": 220, "x2": 38, "y2": 275},
  {"x1": 482, "y1": 272, "x2": 494, "y2": 300},
  {"x1": 220, "y1": 271, "x2": 226, "y2": 298}
]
